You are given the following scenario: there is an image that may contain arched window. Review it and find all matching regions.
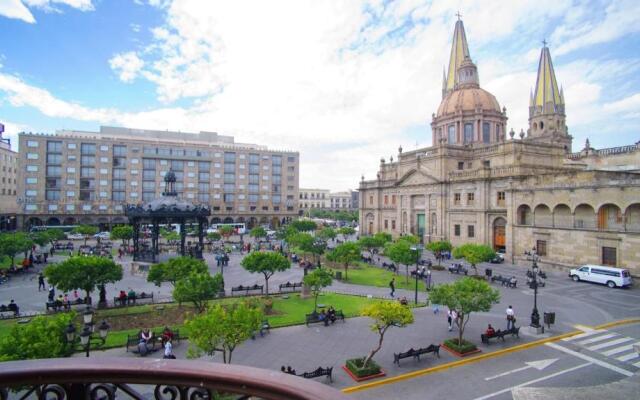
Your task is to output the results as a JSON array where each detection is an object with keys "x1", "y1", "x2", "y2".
[{"x1": 540, "y1": 121, "x2": 544, "y2": 129}]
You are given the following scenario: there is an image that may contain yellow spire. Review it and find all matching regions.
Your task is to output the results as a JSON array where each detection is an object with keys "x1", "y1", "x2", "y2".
[
  {"x1": 445, "y1": 19, "x2": 470, "y2": 95},
  {"x1": 533, "y1": 43, "x2": 563, "y2": 110}
]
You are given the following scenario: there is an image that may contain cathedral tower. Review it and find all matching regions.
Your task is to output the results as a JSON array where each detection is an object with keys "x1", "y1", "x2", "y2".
[{"x1": 528, "y1": 43, "x2": 572, "y2": 151}]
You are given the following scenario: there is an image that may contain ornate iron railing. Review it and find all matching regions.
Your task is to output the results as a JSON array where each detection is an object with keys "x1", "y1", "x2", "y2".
[{"x1": 0, "y1": 358, "x2": 346, "y2": 400}]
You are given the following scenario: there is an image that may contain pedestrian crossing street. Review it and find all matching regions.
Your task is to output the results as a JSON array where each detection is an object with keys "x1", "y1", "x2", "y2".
[{"x1": 562, "y1": 328, "x2": 640, "y2": 368}]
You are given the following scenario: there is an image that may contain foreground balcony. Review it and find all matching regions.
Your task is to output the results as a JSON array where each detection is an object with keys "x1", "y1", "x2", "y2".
[{"x1": 0, "y1": 358, "x2": 346, "y2": 400}]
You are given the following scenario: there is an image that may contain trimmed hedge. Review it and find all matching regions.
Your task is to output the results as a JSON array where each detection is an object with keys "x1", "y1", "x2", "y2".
[
  {"x1": 444, "y1": 338, "x2": 477, "y2": 354},
  {"x1": 431, "y1": 265, "x2": 445, "y2": 271},
  {"x1": 345, "y1": 357, "x2": 382, "y2": 378}
]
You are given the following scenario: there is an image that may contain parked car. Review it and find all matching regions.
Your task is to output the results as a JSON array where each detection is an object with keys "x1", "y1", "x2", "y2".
[
  {"x1": 93, "y1": 232, "x2": 111, "y2": 240},
  {"x1": 569, "y1": 265, "x2": 632, "y2": 288},
  {"x1": 66, "y1": 233, "x2": 84, "y2": 240},
  {"x1": 490, "y1": 255, "x2": 504, "y2": 264}
]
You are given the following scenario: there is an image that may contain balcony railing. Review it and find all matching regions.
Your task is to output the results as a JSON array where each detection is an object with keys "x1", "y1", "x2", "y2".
[{"x1": 0, "y1": 358, "x2": 346, "y2": 400}]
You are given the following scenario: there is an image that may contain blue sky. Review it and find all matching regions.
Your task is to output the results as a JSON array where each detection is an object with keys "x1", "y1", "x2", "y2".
[{"x1": 1, "y1": 0, "x2": 639, "y2": 190}]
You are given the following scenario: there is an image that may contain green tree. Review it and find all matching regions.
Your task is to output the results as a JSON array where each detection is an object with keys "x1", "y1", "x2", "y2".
[
  {"x1": 30, "y1": 231, "x2": 51, "y2": 247},
  {"x1": 338, "y1": 226, "x2": 356, "y2": 236},
  {"x1": 72, "y1": 225, "x2": 98, "y2": 245},
  {"x1": 173, "y1": 271, "x2": 224, "y2": 313},
  {"x1": 326, "y1": 242, "x2": 361, "y2": 281},
  {"x1": 218, "y1": 225, "x2": 235, "y2": 239},
  {"x1": 358, "y1": 236, "x2": 385, "y2": 253},
  {"x1": 361, "y1": 301, "x2": 414, "y2": 367},
  {"x1": 290, "y1": 220, "x2": 317, "y2": 232},
  {"x1": 161, "y1": 228, "x2": 180, "y2": 245},
  {"x1": 287, "y1": 232, "x2": 324, "y2": 264},
  {"x1": 186, "y1": 302, "x2": 263, "y2": 363},
  {"x1": 0, "y1": 232, "x2": 34, "y2": 269},
  {"x1": 0, "y1": 312, "x2": 76, "y2": 361},
  {"x1": 111, "y1": 225, "x2": 134, "y2": 246},
  {"x1": 147, "y1": 256, "x2": 208, "y2": 287},
  {"x1": 426, "y1": 240, "x2": 453, "y2": 266},
  {"x1": 240, "y1": 251, "x2": 291, "y2": 294},
  {"x1": 303, "y1": 268, "x2": 333, "y2": 312},
  {"x1": 385, "y1": 240, "x2": 419, "y2": 284},
  {"x1": 249, "y1": 226, "x2": 267, "y2": 239},
  {"x1": 44, "y1": 256, "x2": 123, "y2": 303},
  {"x1": 276, "y1": 225, "x2": 297, "y2": 241},
  {"x1": 207, "y1": 231, "x2": 221, "y2": 242},
  {"x1": 397, "y1": 235, "x2": 420, "y2": 245},
  {"x1": 373, "y1": 232, "x2": 392, "y2": 244},
  {"x1": 429, "y1": 277, "x2": 500, "y2": 346},
  {"x1": 317, "y1": 227, "x2": 337, "y2": 241},
  {"x1": 453, "y1": 244, "x2": 495, "y2": 275}
]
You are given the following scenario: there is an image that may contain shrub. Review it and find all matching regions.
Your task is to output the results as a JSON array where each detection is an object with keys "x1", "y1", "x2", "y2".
[
  {"x1": 346, "y1": 357, "x2": 382, "y2": 377},
  {"x1": 431, "y1": 265, "x2": 446, "y2": 271},
  {"x1": 443, "y1": 338, "x2": 477, "y2": 354}
]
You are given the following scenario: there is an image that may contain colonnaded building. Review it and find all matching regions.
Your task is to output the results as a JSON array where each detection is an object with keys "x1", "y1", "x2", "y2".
[
  {"x1": 359, "y1": 19, "x2": 640, "y2": 274},
  {"x1": 17, "y1": 126, "x2": 299, "y2": 230}
]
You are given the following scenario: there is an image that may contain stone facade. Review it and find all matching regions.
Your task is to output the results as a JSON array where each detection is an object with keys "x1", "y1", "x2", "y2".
[
  {"x1": 359, "y1": 20, "x2": 640, "y2": 275},
  {"x1": 0, "y1": 129, "x2": 18, "y2": 230}
]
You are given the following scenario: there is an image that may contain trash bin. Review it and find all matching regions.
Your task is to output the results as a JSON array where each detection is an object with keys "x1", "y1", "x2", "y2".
[
  {"x1": 335, "y1": 271, "x2": 342, "y2": 280},
  {"x1": 485, "y1": 268, "x2": 493, "y2": 277},
  {"x1": 544, "y1": 312, "x2": 555, "y2": 328}
]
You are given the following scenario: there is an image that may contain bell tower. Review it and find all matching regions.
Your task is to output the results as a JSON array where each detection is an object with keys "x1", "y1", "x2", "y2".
[{"x1": 528, "y1": 42, "x2": 572, "y2": 151}]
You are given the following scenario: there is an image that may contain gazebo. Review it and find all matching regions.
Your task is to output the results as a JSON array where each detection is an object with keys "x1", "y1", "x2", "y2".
[{"x1": 125, "y1": 170, "x2": 211, "y2": 263}]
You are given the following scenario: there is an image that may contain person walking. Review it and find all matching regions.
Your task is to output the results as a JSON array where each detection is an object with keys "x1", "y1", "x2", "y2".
[
  {"x1": 447, "y1": 309, "x2": 453, "y2": 331},
  {"x1": 38, "y1": 273, "x2": 46, "y2": 291},
  {"x1": 48, "y1": 285, "x2": 55, "y2": 302},
  {"x1": 389, "y1": 278, "x2": 395, "y2": 298},
  {"x1": 506, "y1": 305, "x2": 515, "y2": 330}
]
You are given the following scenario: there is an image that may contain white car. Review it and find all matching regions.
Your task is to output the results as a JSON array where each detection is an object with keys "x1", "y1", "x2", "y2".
[
  {"x1": 66, "y1": 233, "x2": 84, "y2": 240},
  {"x1": 94, "y1": 232, "x2": 111, "y2": 240},
  {"x1": 569, "y1": 265, "x2": 632, "y2": 288}
]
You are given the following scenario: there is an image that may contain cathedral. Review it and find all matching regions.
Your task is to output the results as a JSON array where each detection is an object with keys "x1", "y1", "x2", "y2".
[{"x1": 358, "y1": 19, "x2": 640, "y2": 275}]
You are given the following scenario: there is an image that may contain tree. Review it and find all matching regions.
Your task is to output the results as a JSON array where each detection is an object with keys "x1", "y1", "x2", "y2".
[
  {"x1": 326, "y1": 242, "x2": 360, "y2": 281},
  {"x1": 358, "y1": 236, "x2": 384, "y2": 253},
  {"x1": 207, "y1": 231, "x2": 221, "y2": 242},
  {"x1": 0, "y1": 312, "x2": 75, "y2": 361},
  {"x1": 303, "y1": 268, "x2": 333, "y2": 312},
  {"x1": 72, "y1": 225, "x2": 98, "y2": 245},
  {"x1": 173, "y1": 271, "x2": 224, "y2": 313},
  {"x1": 338, "y1": 226, "x2": 356, "y2": 236},
  {"x1": 147, "y1": 256, "x2": 208, "y2": 287},
  {"x1": 218, "y1": 225, "x2": 235, "y2": 239},
  {"x1": 287, "y1": 232, "x2": 317, "y2": 262},
  {"x1": 385, "y1": 240, "x2": 419, "y2": 284},
  {"x1": 276, "y1": 225, "x2": 297, "y2": 241},
  {"x1": 428, "y1": 277, "x2": 500, "y2": 346},
  {"x1": 0, "y1": 232, "x2": 34, "y2": 269},
  {"x1": 317, "y1": 227, "x2": 337, "y2": 241},
  {"x1": 290, "y1": 220, "x2": 317, "y2": 232},
  {"x1": 249, "y1": 226, "x2": 267, "y2": 240},
  {"x1": 186, "y1": 302, "x2": 263, "y2": 363},
  {"x1": 30, "y1": 231, "x2": 51, "y2": 247},
  {"x1": 240, "y1": 251, "x2": 291, "y2": 294},
  {"x1": 161, "y1": 228, "x2": 180, "y2": 245},
  {"x1": 111, "y1": 225, "x2": 133, "y2": 246},
  {"x1": 373, "y1": 232, "x2": 392, "y2": 244},
  {"x1": 453, "y1": 244, "x2": 495, "y2": 275},
  {"x1": 426, "y1": 240, "x2": 453, "y2": 266},
  {"x1": 361, "y1": 301, "x2": 414, "y2": 367},
  {"x1": 46, "y1": 228, "x2": 66, "y2": 244},
  {"x1": 397, "y1": 235, "x2": 420, "y2": 245},
  {"x1": 44, "y1": 256, "x2": 123, "y2": 303}
]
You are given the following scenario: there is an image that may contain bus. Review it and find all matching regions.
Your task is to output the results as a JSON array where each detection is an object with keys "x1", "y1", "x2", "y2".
[
  {"x1": 29, "y1": 225, "x2": 78, "y2": 233},
  {"x1": 207, "y1": 223, "x2": 246, "y2": 235}
]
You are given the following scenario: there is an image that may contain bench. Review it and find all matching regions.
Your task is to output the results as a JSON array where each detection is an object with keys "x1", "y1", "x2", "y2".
[
  {"x1": 481, "y1": 326, "x2": 520, "y2": 344},
  {"x1": 126, "y1": 329, "x2": 181, "y2": 353},
  {"x1": 491, "y1": 275, "x2": 517, "y2": 288},
  {"x1": 231, "y1": 284, "x2": 264, "y2": 296},
  {"x1": 278, "y1": 282, "x2": 303, "y2": 293},
  {"x1": 382, "y1": 262, "x2": 397, "y2": 272},
  {"x1": 0, "y1": 304, "x2": 19, "y2": 318},
  {"x1": 113, "y1": 292, "x2": 154, "y2": 306},
  {"x1": 393, "y1": 344, "x2": 440, "y2": 365},
  {"x1": 45, "y1": 298, "x2": 86, "y2": 312},
  {"x1": 305, "y1": 310, "x2": 345, "y2": 326},
  {"x1": 299, "y1": 367, "x2": 333, "y2": 382}
]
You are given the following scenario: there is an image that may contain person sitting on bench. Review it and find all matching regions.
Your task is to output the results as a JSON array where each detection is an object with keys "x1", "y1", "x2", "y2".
[
  {"x1": 140, "y1": 328, "x2": 153, "y2": 346},
  {"x1": 485, "y1": 324, "x2": 495, "y2": 337},
  {"x1": 326, "y1": 307, "x2": 337, "y2": 325},
  {"x1": 318, "y1": 310, "x2": 327, "y2": 325},
  {"x1": 8, "y1": 300, "x2": 19, "y2": 316},
  {"x1": 399, "y1": 297, "x2": 409, "y2": 306},
  {"x1": 118, "y1": 290, "x2": 127, "y2": 304}
]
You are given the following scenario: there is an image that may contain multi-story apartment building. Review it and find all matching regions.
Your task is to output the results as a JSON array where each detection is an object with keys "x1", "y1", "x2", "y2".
[
  {"x1": 298, "y1": 188, "x2": 330, "y2": 211},
  {"x1": 329, "y1": 191, "x2": 354, "y2": 210},
  {"x1": 0, "y1": 125, "x2": 18, "y2": 231},
  {"x1": 17, "y1": 126, "x2": 299, "y2": 230}
]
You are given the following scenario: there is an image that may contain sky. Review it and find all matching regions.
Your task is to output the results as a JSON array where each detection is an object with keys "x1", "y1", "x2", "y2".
[{"x1": 0, "y1": 0, "x2": 639, "y2": 191}]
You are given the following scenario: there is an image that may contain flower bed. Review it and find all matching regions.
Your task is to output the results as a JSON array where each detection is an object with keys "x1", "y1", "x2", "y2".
[
  {"x1": 343, "y1": 357, "x2": 386, "y2": 381},
  {"x1": 442, "y1": 338, "x2": 481, "y2": 357}
]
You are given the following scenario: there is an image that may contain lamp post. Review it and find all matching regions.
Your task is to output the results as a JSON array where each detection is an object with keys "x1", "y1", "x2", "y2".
[
  {"x1": 410, "y1": 246, "x2": 421, "y2": 305},
  {"x1": 525, "y1": 249, "x2": 541, "y2": 329},
  {"x1": 64, "y1": 306, "x2": 110, "y2": 357}
]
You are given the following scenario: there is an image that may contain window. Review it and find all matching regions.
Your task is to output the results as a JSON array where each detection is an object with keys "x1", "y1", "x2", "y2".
[
  {"x1": 143, "y1": 159, "x2": 156, "y2": 169},
  {"x1": 80, "y1": 167, "x2": 95, "y2": 177},
  {"x1": 457, "y1": 161, "x2": 464, "y2": 170},
  {"x1": 454, "y1": 224, "x2": 460, "y2": 236},
  {"x1": 448, "y1": 125, "x2": 456, "y2": 144},
  {"x1": 464, "y1": 123, "x2": 473, "y2": 143},
  {"x1": 25, "y1": 190, "x2": 37, "y2": 197},
  {"x1": 100, "y1": 145, "x2": 109, "y2": 152},
  {"x1": 391, "y1": 195, "x2": 396, "y2": 205},
  {"x1": 47, "y1": 166, "x2": 62, "y2": 177},
  {"x1": 45, "y1": 190, "x2": 60, "y2": 200},
  {"x1": 224, "y1": 163, "x2": 236, "y2": 173},
  {"x1": 27, "y1": 153, "x2": 39, "y2": 160},
  {"x1": 112, "y1": 180, "x2": 126, "y2": 190},
  {"x1": 27, "y1": 140, "x2": 39, "y2": 148},
  {"x1": 224, "y1": 152, "x2": 236, "y2": 163},
  {"x1": 26, "y1": 177, "x2": 37, "y2": 184},
  {"x1": 482, "y1": 122, "x2": 490, "y2": 143},
  {"x1": 602, "y1": 247, "x2": 617, "y2": 266},
  {"x1": 454, "y1": 193, "x2": 461, "y2": 205},
  {"x1": 369, "y1": 196, "x2": 373, "y2": 205},
  {"x1": 384, "y1": 220, "x2": 388, "y2": 229},
  {"x1": 66, "y1": 204, "x2": 75, "y2": 211},
  {"x1": 467, "y1": 225, "x2": 475, "y2": 238},
  {"x1": 467, "y1": 192, "x2": 474, "y2": 204},
  {"x1": 483, "y1": 160, "x2": 490, "y2": 168},
  {"x1": 81, "y1": 155, "x2": 96, "y2": 166},
  {"x1": 536, "y1": 240, "x2": 547, "y2": 256},
  {"x1": 497, "y1": 191, "x2": 505, "y2": 206},
  {"x1": 224, "y1": 193, "x2": 234, "y2": 203},
  {"x1": 81, "y1": 143, "x2": 96, "y2": 154},
  {"x1": 384, "y1": 195, "x2": 388, "y2": 205},
  {"x1": 272, "y1": 155, "x2": 282, "y2": 165},
  {"x1": 47, "y1": 154, "x2": 62, "y2": 164},
  {"x1": 47, "y1": 141, "x2": 62, "y2": 152},
  {"x1": 113, "y1": 145, "x2": 127, "y2": 156},
  {"x1": 198, "y1": 161, "x2": 210, "y2": 170},
  {"x1": 113, "y1": 169, "x2": 126, "y2": 179},
  {"x1": 199, "y1": 172, "x2": 210, "y2": 181},
  {"x1": 143, "y1": 170, "x2": 155, "y2": 180},
  {"x1": 171, "y1": 160, "x2": 184, "y2": 170},
  {"x1": 68, "y1": 143, "x2": 77, "y2": 150},
  {"x1": 112, "y1": 191, "x2": 125, "y2": 201},
  {"x1": 26, "y1": 165, "x2": 38, "y2": 172}
]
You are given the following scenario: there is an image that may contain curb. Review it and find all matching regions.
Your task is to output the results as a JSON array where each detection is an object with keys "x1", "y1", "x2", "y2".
[{"x1": 594, "y1": 318, "x2": 640, "y2": 330}]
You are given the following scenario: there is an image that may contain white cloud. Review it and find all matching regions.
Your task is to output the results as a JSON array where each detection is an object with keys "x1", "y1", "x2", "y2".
[
  {"x1": 109, "y1": 52, "x2": 145, "y2": 83},
  {"x1": 0, "y1": 0, "x2": 35, "y2": 23},
  {"x1": 23, "y1": 0, "x2": 94, "y2": 12},
  {"x1": 0, "y1": 120, "x2": 30, "y2": 151}
]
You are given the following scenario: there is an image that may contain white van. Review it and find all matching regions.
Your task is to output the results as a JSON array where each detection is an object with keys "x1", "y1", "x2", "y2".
[{"x1": 569, "y1": 265, "x2": 632, "y2": 288}]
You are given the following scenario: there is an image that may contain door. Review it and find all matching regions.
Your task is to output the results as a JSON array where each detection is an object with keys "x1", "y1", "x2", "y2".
[
  {"x1": 416, "y1": 214, "x2": 425, "y2": 242},
  {"x1": 602, "y1": 247, "x2": 617, "y2": 266},
  {"x1": 493, "y1": 218, "x2": 506, "y2": 251}
]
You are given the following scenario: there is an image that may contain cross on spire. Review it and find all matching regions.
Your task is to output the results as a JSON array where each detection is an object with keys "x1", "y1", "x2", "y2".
[
  {"x1": 456, "y1": 11, "x2": 462, "y2": 20},
  {"x1": 542, "y1": 38, "x2": 547, "y2": 47}
]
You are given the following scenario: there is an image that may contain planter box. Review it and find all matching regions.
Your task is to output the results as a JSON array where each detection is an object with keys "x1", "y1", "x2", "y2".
[
  {"x1": 441, "y1": 343, "x2": 482, "y2": 357},
  {"x1": 341, "y1": 365, "x2": 386, "y2": 382}
]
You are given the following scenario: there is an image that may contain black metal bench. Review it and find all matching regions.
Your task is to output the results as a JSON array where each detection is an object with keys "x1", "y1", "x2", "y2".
[
  {"x1": 481, "y1": 326, "x2": 520, "y2": 344},
  {"x1": 114, "y1": 292, "x2": 154, "y2": 306},
  {"x1": 491, "y1": 275, "x2": 517, "y2": 288},
  {"x1": 231, "y1": 284, "x2": 264, "y2": 296},
  {"x1": 45, "y1": 298, "x2": 85, "y2": 312},
  {"x1": 305, "y1": 310, "x2": 345, "y2": 326},
  {"x1": 382, "y1": 262, "x2": 397, "y2": 272},
  {"x1": 0, "y1": 304, "x2": 19, "y2": 318},
  {"x1": 393, "y1": 344, "x2": 440, "y2": 365},
  {"x1": 299, "y1": 367, "x2": 333, "y2": 382},
  {"x1": 278, "y1": 282, "x2": 303, "y2": 293}
]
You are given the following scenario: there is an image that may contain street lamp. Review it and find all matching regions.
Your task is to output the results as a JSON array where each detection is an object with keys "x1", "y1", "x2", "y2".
[
  {"x1": 525, "y1": 248, "x2": 541, "y2": 329},
  {"x1": 410, "y1": 246, "x2": 421, "y2": 305},
  {"x1": 64, "y1": 306, "x2": 110, "y2": 357}
]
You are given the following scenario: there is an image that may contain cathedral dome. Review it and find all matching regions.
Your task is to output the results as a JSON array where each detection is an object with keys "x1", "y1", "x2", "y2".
[{"x1": 436, "y1": 87, "x2": 501, "y2": 118}]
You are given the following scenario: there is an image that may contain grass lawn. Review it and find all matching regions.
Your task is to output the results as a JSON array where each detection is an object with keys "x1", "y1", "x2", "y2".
[{"x1": 328, "y1": 263, "x2": 427, "y2": 291}]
